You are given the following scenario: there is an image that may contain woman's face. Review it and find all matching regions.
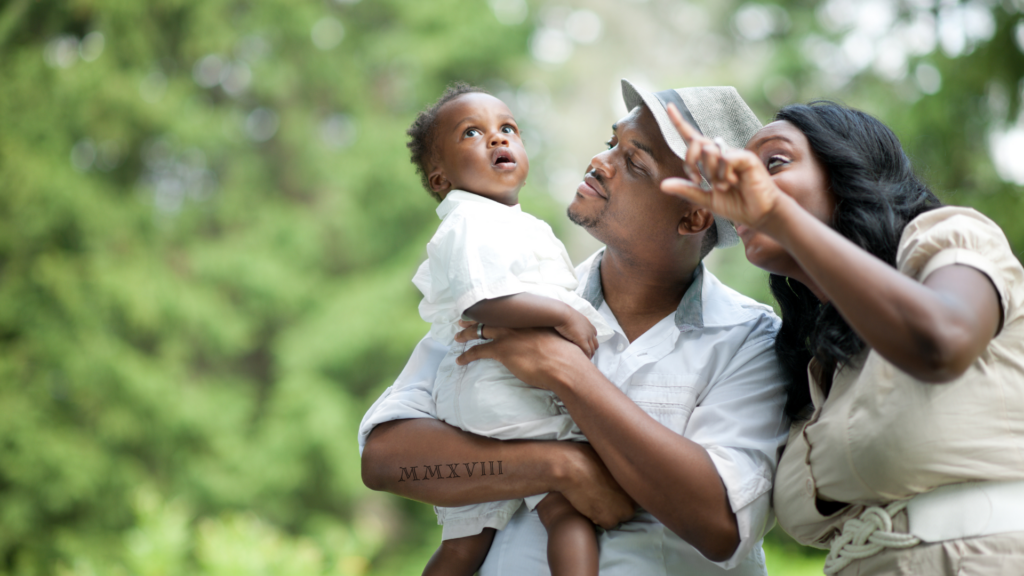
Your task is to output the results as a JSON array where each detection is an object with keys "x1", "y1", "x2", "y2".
[{"x1": 741, "y1": 120, "x2": 835, "y2": 278}]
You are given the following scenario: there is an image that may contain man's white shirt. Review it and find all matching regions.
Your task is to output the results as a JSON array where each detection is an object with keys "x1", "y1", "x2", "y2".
[{"x1": 358, "y1": 250, "x2": 789, "y2": 575}]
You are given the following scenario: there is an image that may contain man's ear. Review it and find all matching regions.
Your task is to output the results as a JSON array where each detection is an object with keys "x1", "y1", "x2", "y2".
[{"x1": 677, "y1": 206, "x2": 714, "y2": 236}]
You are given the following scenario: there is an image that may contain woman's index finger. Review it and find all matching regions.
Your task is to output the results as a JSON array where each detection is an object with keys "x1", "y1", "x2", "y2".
[{"x1": 666, "y1": 103, "x2": 698, "y2": 144}]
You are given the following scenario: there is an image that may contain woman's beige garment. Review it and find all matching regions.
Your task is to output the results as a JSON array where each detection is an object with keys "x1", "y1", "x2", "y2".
[
  {"x1": 829, "y1": 511, "x2": 1024, "y2": 576},
  {"x1": 773, "y1": 206, "x2": 1024, "y2": 554}
]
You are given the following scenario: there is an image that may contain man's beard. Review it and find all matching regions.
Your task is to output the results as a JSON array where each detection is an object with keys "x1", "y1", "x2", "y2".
[
  {"x1": 567, "y1": 203, "x2": 604, "y2": 229},
  {"x1": 567, "y1": 171, "x2": 608, "y2": 229}
]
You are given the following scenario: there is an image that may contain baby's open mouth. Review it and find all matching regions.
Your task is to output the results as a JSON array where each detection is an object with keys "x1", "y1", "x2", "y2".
[{"x1": 492, "y1": 147, "x2": 516, "y2": 167}]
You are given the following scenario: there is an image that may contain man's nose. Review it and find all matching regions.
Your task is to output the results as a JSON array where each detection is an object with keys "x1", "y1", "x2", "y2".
[{"x1": 588, "y1": 149, "x2": 615, "y2": 179}]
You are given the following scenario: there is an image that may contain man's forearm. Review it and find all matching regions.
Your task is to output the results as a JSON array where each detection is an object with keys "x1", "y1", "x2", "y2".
[
  {"x1": 464, "y1": 293, "x2": 570, "y2": 328},
  {"x1": 452, "y1": 327, "x2": 741, "y2": 557},
  {"x1": 361, "y1": 419, "x2": 564, "y2": 507},
  {"x1": 554, "y1": 361, "x2": 740, "y2": 561},
  {"x1": 362, "y1": 418, "x2": 636, "y2": 529}
]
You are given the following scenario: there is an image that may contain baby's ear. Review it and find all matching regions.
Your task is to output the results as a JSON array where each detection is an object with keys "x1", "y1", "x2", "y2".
[{"x1": 428, "y1": 167, "x2": 450, "y2": 195}]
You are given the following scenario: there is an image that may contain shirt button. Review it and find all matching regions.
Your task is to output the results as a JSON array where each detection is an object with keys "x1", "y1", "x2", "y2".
[{"x1": 805, "y1": 478, "x2": 815, "y2": 497}]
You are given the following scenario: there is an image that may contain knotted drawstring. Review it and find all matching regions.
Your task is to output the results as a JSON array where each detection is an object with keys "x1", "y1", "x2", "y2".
[{"x1": 823, "y1": 500, "x2": 921, "y2": 575}]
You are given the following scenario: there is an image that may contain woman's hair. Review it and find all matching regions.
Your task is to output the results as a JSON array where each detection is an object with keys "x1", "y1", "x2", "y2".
[{"x1": 769, "y1": 102, "x2": 943, "y2": 420}]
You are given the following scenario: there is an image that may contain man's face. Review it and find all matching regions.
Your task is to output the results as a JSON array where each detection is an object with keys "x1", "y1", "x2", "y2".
[
  {"x1": 568, "y1": 104, "x2": 699, "y2": 249},
  {"x1": 429, "y1": 93, "x2": 529, "y2": 206}
]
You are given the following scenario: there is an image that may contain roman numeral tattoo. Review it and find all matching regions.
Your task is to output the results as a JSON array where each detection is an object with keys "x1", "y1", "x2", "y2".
[{"x1": 397, "y1": 461, "x2": 504, "y2": 481}]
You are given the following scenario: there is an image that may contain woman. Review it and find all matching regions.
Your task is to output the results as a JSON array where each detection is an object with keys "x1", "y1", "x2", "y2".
[{"x1": 661, "y1": 101, "x2": 1024, "y2": 574}]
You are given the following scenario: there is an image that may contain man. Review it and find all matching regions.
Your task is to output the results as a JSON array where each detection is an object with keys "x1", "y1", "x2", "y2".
[{"x1": 359, "y1": 80, "x2": 788, "y2": 575}]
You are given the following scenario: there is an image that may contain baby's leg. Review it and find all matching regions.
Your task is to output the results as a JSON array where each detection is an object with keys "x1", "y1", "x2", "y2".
[
  {"x1": 422, "y1": 529, "x2": 495, "y2": 576},
  {"x1": 535, "y1": 492, "x2": 599, "y2": 576}
]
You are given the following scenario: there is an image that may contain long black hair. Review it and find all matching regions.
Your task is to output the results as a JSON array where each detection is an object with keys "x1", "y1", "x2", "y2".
[{"x1": 770, "y1": 102, "x2": 943, "y2": 420}]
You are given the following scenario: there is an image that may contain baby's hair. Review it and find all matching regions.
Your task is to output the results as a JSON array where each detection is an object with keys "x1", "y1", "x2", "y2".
[{"x1": 407, "y1": 81, "x2": 488, "y2": 201}]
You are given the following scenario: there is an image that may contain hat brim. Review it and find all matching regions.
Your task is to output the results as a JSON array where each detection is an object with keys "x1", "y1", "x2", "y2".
[{"x1": 621, "y1": 79, "x2": 759, "y2": 249}]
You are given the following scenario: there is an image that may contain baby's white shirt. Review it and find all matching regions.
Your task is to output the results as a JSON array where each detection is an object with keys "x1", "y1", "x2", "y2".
[{"x1": 413, "y1": 190, "x2": 611, "y2": 343}]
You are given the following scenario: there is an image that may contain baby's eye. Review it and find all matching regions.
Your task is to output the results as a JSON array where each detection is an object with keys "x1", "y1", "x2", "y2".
[
  {"x1": 464, "y1": 128, "x2": 481, "y2": 138},
  {"x1": 501, "y1": 125, "x2": 516, "y2": 134},
  {"x1": 766, "y1": 155, "x2": 790, "y2": 172}
]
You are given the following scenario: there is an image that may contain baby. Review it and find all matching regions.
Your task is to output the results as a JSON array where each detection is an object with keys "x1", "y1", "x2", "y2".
[{"x1": 406, "y1": 82, "x2": 613, "y2": 576}]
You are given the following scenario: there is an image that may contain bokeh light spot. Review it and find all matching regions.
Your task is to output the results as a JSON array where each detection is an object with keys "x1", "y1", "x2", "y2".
[
  {"x1": 565, "y1": 10, "x2": 602, "y2": 44},
  {"x1": 530, "y1": 28, "x2": 573, "y2": 64},
  {"x1": 79, "y1": 32, "x2": 105, "y2": 62},
  {"x1": 44, "y1": 35, "x2": 79, "y2": 68},
  {"x1": 321, "y1": 114, "x2": 356, "y2": 149},
  {"x1": 990, "y1": 127, "x2": 1024, "y2": 185},
  {"x1": 139, "y1": 71, "x2": 168, "y2": 103},
  {"x1": 193, "y1": 55, "x2": 225, "y2": 88},
  {"x1": 312, "y1": 17, "x2": 345, "y2": 50},
  {"x1": 915, "y1": 62, "x2": 942, "y2": 95},
  {"x1": 71, "y1": 139, "x2": 97, "y2": 172},
  {"x1": 489, "y1": 0, "x2": 528, "y2": 25},
  {"x1": 246, "y1": 108, "x2": 279, "y2": 142}
]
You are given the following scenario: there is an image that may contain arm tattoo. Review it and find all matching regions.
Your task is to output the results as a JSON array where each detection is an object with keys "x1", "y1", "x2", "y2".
[{"x1": 398, "y1": 461, "x2": 504, "y2": 481}]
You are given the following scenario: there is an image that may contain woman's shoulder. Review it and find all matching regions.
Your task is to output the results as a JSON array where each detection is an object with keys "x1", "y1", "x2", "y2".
[
  {"x1": 897, "y1": 205, "x2": 1016, "y2": 276},
  {"x1": 898, "y1": 204, "x2": 1024, "y2": 320},
  {"x1": 899, "y1": 205, "x2": 1004, "y2": 244}
]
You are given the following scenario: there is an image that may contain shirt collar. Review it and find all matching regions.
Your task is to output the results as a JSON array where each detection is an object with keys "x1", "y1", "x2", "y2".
[
  {"x1": 581, "y1": 250, "x2": 705, "y2": 331},
  {"x1": 435, "y1": 190, "x2": 521, "y2": 219}
]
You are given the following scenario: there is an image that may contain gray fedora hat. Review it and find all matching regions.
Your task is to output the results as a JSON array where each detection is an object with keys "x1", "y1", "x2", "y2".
[{"x1": 621, "y1": 79, "x2": 762, "y2": 249}]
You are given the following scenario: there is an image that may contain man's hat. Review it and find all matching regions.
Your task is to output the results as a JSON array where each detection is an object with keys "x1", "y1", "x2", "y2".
[{"x1": 621, "y1": 79, "x2": 762, "y2": 249}]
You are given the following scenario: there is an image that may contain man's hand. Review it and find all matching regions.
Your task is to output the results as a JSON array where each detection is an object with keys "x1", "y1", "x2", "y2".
[
  {"x1": 554, "y1": 308, "x2": 599, "y2": 358},
  {"x1": 455, "y1": 325, "x2": 590, "y2": 394},
  {"x1": 555, "y1": 442, "x2": 636, "y2": 528}
]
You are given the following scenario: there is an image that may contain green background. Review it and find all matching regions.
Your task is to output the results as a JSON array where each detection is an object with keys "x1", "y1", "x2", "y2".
[{"x1": 0, "y1": 0, "x2": 1021, "y2": 574}]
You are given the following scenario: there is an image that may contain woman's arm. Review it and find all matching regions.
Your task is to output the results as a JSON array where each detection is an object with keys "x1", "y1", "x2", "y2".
[
  {"x1": 455, "y1": 327, "x2": 742, "y2": 562},
  {"x1": 361, "y1": 418, "x2": 636, "y2": 529},
  {"x1": 758, "y1": 197, "x2": 1000, "y2": 381},
  {"x1": 659, "y1": 105, "x2": 1000, "y2": 382}
]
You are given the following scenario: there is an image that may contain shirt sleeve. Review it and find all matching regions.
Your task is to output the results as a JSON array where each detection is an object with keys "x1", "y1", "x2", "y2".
[
  {"x1": 357, "y1": 335, "x2": 447, "y2": 456},
  {"x1": 425, "y1": 210, "x2": 530, "y2": 317},
  {"x1": 683, "y1": 315, "x2": 790, "y2": 569},
  {"x1": 897, "y1": 206, "x2": 1022, "y2": 321}
]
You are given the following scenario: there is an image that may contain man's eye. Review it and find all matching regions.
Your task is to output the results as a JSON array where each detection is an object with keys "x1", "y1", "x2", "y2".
[
  {"x1": 464, "y1": 128, "x2": 481, "y2": 137},
  {"x1": 767, "y1": 155, "x2": 790, "y2": 171},
  {"x1": 628, "y1": 158, "x2": 644, "y2": 173},
  {"x1": 605, "y1": 138, "x2": 616, "y2": 150}
]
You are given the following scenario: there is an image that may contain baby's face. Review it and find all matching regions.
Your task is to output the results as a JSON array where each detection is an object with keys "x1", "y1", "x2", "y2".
[{"x1": 430, "y1": 93, "x2": 529, "y2": 206}]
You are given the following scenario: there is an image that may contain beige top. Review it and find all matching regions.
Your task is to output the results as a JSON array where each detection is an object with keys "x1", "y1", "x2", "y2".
[{"x1": 773, "y1": 206, "x2": 1024, "y2": 548}]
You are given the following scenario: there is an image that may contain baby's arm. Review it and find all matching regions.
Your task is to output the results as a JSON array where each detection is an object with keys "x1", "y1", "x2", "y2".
[{"x1": 465, "y1": 294, "x2": 599, "y2": 357}]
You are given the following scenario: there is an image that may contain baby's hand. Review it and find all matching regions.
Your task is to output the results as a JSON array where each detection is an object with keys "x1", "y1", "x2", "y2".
[{"x1": 555, "y1": 309, "x2": 599, "y2": 359}]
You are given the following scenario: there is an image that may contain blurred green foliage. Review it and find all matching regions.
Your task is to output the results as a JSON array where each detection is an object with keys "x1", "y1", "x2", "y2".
[
  {"x1": 0, "y1": 0, "x2": 1021, "y2": 575},
  {"x1": 0, "y1": 0, "x2": 535, "y2": 574}
]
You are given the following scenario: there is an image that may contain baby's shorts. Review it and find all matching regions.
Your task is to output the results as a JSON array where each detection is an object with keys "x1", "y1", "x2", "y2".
[{"x1": 436, "y1": 494, "x2": 548, "y2": 540}]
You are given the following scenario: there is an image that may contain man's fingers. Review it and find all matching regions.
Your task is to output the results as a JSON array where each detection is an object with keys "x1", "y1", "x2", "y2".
[
  {"x1": 456, "y1": 340, "x2": 494, "y2": 365},
  {"x1": 453, "y1": 325, "x2": 476, "y2": 343},
  {"x1": 454, "y1": 324, "x2": 508, "y2": 343}
]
